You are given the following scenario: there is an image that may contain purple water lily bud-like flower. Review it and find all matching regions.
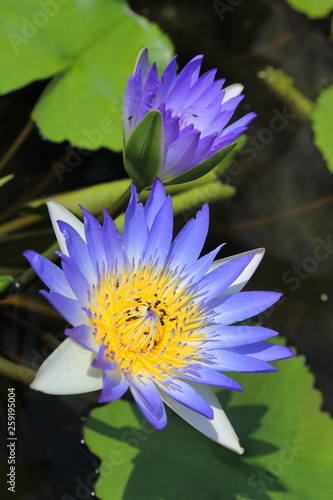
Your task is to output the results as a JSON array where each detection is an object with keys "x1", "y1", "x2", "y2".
[
  {"x1": 24, "y1": 179, "x2": 294, "y2": 454},
  {"x1": 123, "y1": 49, "x2": 256, "y2": 188}
]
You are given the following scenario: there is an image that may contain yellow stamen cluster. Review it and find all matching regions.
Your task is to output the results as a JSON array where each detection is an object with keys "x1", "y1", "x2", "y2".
[{"x1": 89, "y1": 263, "x2": 207, "y2": 380}]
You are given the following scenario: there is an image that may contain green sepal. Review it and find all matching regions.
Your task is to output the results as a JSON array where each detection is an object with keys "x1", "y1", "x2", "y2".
[
  {"x1": 164, "y1": 142, "x2": 236, "y2": 186},
  {"x1": 124, "y1": 110, "x2": 164, "y2": 190}
]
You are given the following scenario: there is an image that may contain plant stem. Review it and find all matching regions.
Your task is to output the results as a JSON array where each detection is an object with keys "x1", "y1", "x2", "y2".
[
  {"x1": 0, "y1": 119, "x2": 34, "y2": 174},
  {"x1": 0, "y1": 356, "x2": 36, "y2": 384},
  {"x1": 98, "y1": 184, "x2": 132, "y2": 222}
]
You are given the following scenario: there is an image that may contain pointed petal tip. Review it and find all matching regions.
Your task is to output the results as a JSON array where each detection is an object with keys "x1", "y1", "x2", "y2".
[
  {"x1": 47, "y1": 199, "x2": 85, "y2": 252},
  {"x1": 23, "y1": 249, "x2": 38, "y2": 264},
  {"x1": 160, "y1": 383, "x2": 245, "y2": 454},
  {"x1": 29, "y1": 377, "x2": 42, "y2": 392},
  {"x1": 151, "y1": 417, "x2": 168, "y2": 431},
  {"x1": 236, "y1": 441, "x2": 245, "y2": 455}
]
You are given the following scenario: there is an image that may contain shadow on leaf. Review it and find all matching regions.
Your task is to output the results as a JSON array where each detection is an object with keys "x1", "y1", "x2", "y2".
[{"x1": 85, "y1": 392, "x2": 287, "y2": 500}]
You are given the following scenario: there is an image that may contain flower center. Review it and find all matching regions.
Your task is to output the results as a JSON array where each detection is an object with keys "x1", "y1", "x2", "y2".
[
  {"x1": 87, "y1": 263, "x2": 208, "y2": 379},
  {"x1": 112, "y1": 296, "x2": 167, "y2": 352}
]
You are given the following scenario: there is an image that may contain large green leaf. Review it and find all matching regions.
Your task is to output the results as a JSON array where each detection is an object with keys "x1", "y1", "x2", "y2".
[
  {"x1": 284, "y1": 0, "x2": 333, "y2": 18},
  {"x1": 312, "y1": 86, "x2": 333, "y2": 174},
  {"x1": 84, "y1": 349, "x2": 333, "y2": 500},
  {"x1": 0, "y1": 0, "x2": 173, "y2": 151}
]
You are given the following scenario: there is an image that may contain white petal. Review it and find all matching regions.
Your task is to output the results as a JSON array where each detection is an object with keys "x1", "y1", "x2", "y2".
[
  {"x1": 47, "y1": 200, "x2": 85, "y2": 256},
  {"x1": 159, "y1": 381, "x2": 244, "y2": 454},
  {"x1": 208, "y1": 248, "x2": 265, "y2": 295},
  {"x1": 222, "y1": 83, "x2": 244, "y2": 103},
  {"x1": 30, "y1": 338, "x2": 102, "y2": 395}
]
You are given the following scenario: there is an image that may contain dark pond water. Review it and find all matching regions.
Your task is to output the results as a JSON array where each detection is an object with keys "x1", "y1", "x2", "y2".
[{"x1": 1, "y1": 1, "x2": 333, "y2": 498}]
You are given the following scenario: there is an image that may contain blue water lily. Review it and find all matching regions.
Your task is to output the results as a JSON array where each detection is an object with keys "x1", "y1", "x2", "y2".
[
  {"x1": 25, "y1": 179, "x2": 293, "y2": 454},
  {"x1": 123, "y1": 49, "x2": 256, "y2": 187}
]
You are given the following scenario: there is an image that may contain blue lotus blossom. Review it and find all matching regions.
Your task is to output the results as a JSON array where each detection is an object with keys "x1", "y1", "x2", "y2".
[
  {"x1": 25, "y1": 179, "x2": 293, "y2": 453},
  {"x1": 123, "y1": 48, "x2": 256, "y2": 186}
]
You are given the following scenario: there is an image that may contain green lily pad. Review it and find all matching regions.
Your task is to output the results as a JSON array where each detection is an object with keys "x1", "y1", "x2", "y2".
[
  {"x1": 312, "y1": 86, "x2": 333, "y2": 174},
  {"x1": 284, "y1": 0, "x2": 333, "y2": 18},
  {"x1": 84, "y1": 348, "x2": 333, "y2": 500},
  {"x1": 0, "y1": 0, "x2": 173, "y2": 151}
]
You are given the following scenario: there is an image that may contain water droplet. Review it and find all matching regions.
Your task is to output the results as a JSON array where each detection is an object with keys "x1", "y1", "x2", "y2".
[{"x1": 80, "y1": 439, "x2": 85, "y2": 444}]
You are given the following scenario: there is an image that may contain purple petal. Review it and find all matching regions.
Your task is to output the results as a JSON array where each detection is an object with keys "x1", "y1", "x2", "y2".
[
  {"x1": 211, "y1": 291, "x2": 282, "y2": 325},
  {"x1": 58, "y1": 252, "x2": 90, "y2": 306},
  {"x1": 167, "y1": 55, "x2": 203, "y2": 100},
  {"x1": 183, "y1": 69, "x2": 220, "y2": 108},
  {"x1": 199, "y1": 253, "x2": 256, "y2": 302},
  {"x1": 92, "y1": 345, "x2": 118, "y2": 370},
  {"x1": 135, "y1": 91, "x2": 155, "y2": 126},
  {"x1": 228, "y1": 342, "x2": 295, "y2": 361},
  {"x1": 206, "y1": 349, "x2": 278, "y2": 373},
  {"x1": 130, "y1": 376, "x2": 163, "y2": 411},
  {"x1": 102, "y1": 209, "x2": 127, "y2": 270},
  {"x1": 40, "y1": 290, "x2": 86, "y2": 327},
  {"x1": 65, "y1": 324, "x2": 98, "y2": 353},
  {"x1": 183, "y1": 244, "x2": 225, "y2": 285},
  {"x1": 57, "y1": 220, "x2": 95, "y2": 284},
  {"x1": 81, "y1": 208, "x2": 106, "y2": 277},
  {"x1": 130, "y1": 383, "x2": 167, "y2": 430},
  {"x1": 192, "y1": 132, "x2": 218, "y2": 164},
  {"x1": 185, "y1": 83, "x2": 227, "y2": 132},
  {"x1": 144, "y1": 196, "x2": 173, "y2": 265},
  {"x1": 205, "y1": 325, "x2": 279, "y2": 348},
  {"x1": 162, "y1": 107, "x2": 180, "y2": 148},
  {"x1": 220, "y1": 112, "x2": 257, "y2": 137},
  {"x1": 123, "y1": 185, "x2": 148, "y2": 262},
  {"x1": 144, "y1": 177, "x2": 167, "y2": 230},
  {"x1": 135, "y1": 47, "x2": 151, "y2": 84},
  {"x1": 162, "y1": 127, "x2": 200, "y2": 179},
  {"x1": 123, "y1": 74, "x2": 142, "y2": 140},
  {"x1": 157, "y1": 378, "x2": 214, "y2": 419},
  {"x1": 99, "y1": 368, "x2": 129, "y2": 403},
  {"x1": 23, "y1": 250, "x2": 74, "y2": 298},
  {"x1": 164, "y1": 69, "x2": 195, "y2": 115},
  {"x1": 180, "y1": 365, "x2": 243, "y2": 391},
  {"x1": 168, "y1": 203, "x2": 209, "y2": 270},
  {"x1": 155, "y1": 55, "x2": 177, "y2": 105},
  {"x1": 208, "y1": 248, "x2": 265, "y2": 295}
]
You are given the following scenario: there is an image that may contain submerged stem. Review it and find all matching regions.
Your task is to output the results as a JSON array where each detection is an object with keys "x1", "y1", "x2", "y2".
[{"x1": 0, "y1": 119, "x2": 34, "y2": 174}]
